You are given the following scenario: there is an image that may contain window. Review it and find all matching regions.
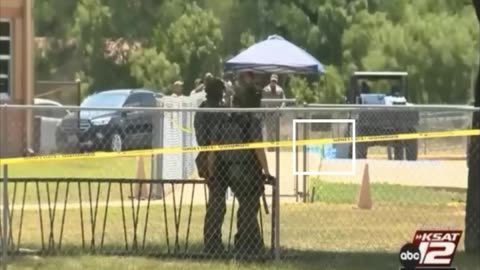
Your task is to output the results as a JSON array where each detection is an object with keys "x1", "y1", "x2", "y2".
[
  {"x1": 0, "y1": 40, "x2": 9, "y2": 55},
  {"x1": 0, "y1": 58, "x2": 8, "y2": 75},
  {"x1": 140, "y1": 93, "x2": 156, "y2": 107},
  {"x1": 81, "y1": 92, "x2": 129, "y2": 108},
  {"x1": 0, "y1": 19, "x2": 11, "y2": 95},
  {"x1": 124, "y1": 94, "x2": 142, "y2": 107},
  {"x1": 0, "y1": 20, "x2": 9, "y2": 36}
]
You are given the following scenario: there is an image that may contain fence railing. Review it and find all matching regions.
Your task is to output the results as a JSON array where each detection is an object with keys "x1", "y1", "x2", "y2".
[
  {"x1": 0, "y1": 104, "x2": 479, "y2": 265},
  {"x1": 0, "y1": 177, "x2": 276, "y2": 258}
]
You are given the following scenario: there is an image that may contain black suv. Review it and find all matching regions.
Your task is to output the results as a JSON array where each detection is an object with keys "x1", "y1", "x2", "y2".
[{"x1": 56, "y1": 89, "x2": 158, "y2": 152}]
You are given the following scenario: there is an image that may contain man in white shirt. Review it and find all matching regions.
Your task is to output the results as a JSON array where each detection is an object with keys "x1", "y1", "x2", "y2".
[
  {"x1": 222, "y1": 79, "x2": 235, "y2": 107},
  {"x1": 262, "y1": 74, "x2": 286, "y2": 151},
  {"x1": 262, "y1": 74, "x2": 286, "y2": 108},
  {"x1": 171, "y1": 80, "x2": 184, "y2": 97}
]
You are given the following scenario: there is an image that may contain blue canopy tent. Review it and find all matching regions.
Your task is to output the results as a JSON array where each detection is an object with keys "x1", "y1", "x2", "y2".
[{"x1": 224, "y1": 35, "x2": 324, "y2": 74}]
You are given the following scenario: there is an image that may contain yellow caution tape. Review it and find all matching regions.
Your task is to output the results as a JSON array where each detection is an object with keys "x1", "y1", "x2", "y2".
[
  {"x1": 0, "y1": 128, "x2": 478, "y2": 165},
  {"x1": 164, "y1": 113, "x2": 193, "y2": 133}
]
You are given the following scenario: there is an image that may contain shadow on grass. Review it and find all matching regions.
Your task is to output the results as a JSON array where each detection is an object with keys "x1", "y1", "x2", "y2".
[
  {"x1": 8, "y1": 246, "x2": 479, "y2": 270},
  {"x1": 276, "y1": 249, "x2": 479, "y2": 270}
]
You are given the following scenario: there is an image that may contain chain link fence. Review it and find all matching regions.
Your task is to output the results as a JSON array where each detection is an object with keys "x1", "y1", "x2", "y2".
[
  {"x1": 283, "y1": 108, "x2": 474, "y2": 256},
  {"x1": 0, "y1": 104, "x2": 479, "y2": 266}
]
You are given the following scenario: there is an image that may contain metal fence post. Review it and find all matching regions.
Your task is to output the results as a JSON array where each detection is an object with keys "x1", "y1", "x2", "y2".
[
  {"x1": 273, "y1": 109, "x2": 281, "y2": 261},
  {"x1": 0, "y1": 164, "x2": 2, "y2": 269},
  {"x1": 152, "y1": 106, "x2": 165, "y2": 198},
  {"x1": 1, "y1": 164, "x2": 7, "y2": 268},
  {"x1": 181, "y1": 108, "x2": 186, "y2": 180},
  {"x1": 294, "y1": 111, "x2": 299, "y2": 202},
  {"x1": 76, "y1": 79, "x2": 82, "y2": 106},
  {"x1": 0, "y1": 105, "x2": 6, "y2": 269},
  {"x1": 302, "y1": 111, "x2": 308, "y2": 203}
]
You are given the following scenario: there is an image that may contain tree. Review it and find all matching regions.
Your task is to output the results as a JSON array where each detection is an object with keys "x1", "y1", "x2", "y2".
[
  {"x1": 69, "y1": 0, "x2": 129, "y2": 92},
  {"x1": 465, "y1": 0, "x2": 480, "y2": 254},
  {"x1": 342, "y1": 6, "x2": 477, "y2": 103},
  {"x1": 159, "y1": 2, "x2": 223, "y2": 92},
  {"x1": 128, "y1": 47, "x2": 180, "y2": 93},
  {"x1": 290, "y1": 66, "x2": 345, "y2": 104},
  {"x1": 33, "y1": 0, "x2": 479, "y2": 104},
  {"x1": 33, "y1": 0, "x2": 80, "y2": 80}
]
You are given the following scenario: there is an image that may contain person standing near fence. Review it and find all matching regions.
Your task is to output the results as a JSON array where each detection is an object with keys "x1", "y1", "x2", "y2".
[
  {"x1": 193, "y1": 78, "x2": 229, "y2": 256},
  {"x1": 195, "y1": 73, "x2": 272, "y2": 260},
  {"x1": 223, "y1": 79, "x2": 235, "y2": 107},
  {"x1": 262, "y1": 74, "x2": 286, "y2": 107},
  {"x1": 225, "y1": 71, "x2": 271, "y2": 259},
  {"x1": 262, "y1": 74, "x2": 285, "y2": 150},
  {"x1": 171, "y1": 80, "x2": 184, "y2": 97},
  {"x1": 191, "y1": 73, "x2": 214, "y2": 95}
]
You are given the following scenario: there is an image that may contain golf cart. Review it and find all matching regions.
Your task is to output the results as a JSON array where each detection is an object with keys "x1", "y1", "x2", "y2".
[{"x1": 346, "y1": 71, "x2": 419, "y2": 161}]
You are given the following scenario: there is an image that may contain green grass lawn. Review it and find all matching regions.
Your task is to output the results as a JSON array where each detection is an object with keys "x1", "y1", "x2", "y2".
[
  {"x1": 4, "y1": 161, "x2": 467, "y2": 206},
  {"x1": 6, "y1": 157, "x2": 151, "y2": 178},
  {"x1": 2, "y1": 163, "x2": 477, "y2": 270},
  {"x1": 3, "y1": 184, "x2": 475, "y2": 270},
  {"x1": 7, "y1": 252, "x2": 480, "y2": 270},
  {"x1": 309, "y1": 179, "x2": 466, "y2": 205},
  {"x1": 5, "y1": 157, "x2": 157, "y2": 205}
]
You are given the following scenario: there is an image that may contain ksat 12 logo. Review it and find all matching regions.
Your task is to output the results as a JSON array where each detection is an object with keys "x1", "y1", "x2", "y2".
[{"x1": 399, "y1": 230, "x2": 462, "y2": 270}]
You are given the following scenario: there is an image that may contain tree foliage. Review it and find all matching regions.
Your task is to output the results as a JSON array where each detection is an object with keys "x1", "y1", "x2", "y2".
[
  {"x1": 291, "y1": 66, "x2": 344, "y2": 104},
  {"x1": 128, "y1": 48, "x2": 180, "y2": 93},
  {"x1": 33, "y1": 0, "x2": 478, "y2": 103},
  {"x1": 163, "y1": 2, "x2": 223, "y2": 90}
]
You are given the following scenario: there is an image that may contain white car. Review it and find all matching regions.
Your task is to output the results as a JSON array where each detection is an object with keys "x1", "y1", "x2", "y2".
[
  {"x1": 34, "y1": 98, "x2": 72, "y2": 154},
  {"x1": 34, "y1": 98, "x2": 71, "y2": 119}
]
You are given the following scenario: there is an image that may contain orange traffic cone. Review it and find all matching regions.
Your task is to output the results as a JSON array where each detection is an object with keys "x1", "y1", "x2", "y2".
[
  {"x1": 356, "y1": 163, "x2": 372, "y2": 210},
  {"x1": 134, "y1": 156, "x2": 148, "y2": 199}
]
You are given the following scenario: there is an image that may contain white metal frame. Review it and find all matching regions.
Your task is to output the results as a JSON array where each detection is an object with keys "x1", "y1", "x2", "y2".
[{"x1": 292, "y1": 119, "x2": 356, "y2": 176}]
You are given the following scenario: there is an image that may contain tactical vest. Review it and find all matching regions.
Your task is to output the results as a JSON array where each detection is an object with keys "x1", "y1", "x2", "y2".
[{"x1": 212, "y1": 113, "x2": 255, "y2": 163}]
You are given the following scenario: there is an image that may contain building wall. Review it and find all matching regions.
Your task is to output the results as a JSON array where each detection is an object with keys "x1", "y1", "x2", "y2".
[{"x1": 0, "y1": 0, "x2": 34, "y2": 157}]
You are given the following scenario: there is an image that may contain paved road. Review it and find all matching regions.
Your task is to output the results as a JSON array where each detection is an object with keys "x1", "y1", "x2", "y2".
[{"x1": 267, "y1": 151, "x2": 468, "y2": 196}]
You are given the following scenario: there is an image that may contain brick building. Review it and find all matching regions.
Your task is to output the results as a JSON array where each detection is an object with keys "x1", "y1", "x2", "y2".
[{"x1": 0, "y1": 0, "x2": 34, "y2": 157}]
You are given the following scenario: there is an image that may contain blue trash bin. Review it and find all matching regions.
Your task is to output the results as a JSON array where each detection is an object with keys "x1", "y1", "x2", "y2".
[{"x1": 323, "y1": 144, "x2": 337, "y2": 159}]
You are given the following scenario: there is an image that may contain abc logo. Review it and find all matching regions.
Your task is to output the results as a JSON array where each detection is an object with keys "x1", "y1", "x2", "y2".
[
  {"x1": 399, "y1": 243, "x2": 421, "y2": 269},
  {"x1": 401, "y1": 250, "x2": 420, "y2": 260}
]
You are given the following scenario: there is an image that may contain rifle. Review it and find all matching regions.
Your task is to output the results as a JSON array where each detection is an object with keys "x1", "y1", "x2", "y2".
[{"x1": 261, "y1": 174, "x2": 276, "y2": 215}]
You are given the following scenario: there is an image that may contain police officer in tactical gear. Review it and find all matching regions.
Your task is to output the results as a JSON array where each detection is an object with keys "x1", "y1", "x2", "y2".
[
  {"x1": 195, "y1": 73, "x2": 272, "y2": 259},
  {"x1": 194, "y1": 78, "x2": 229, "y2": 256},
  {"x1": 228, "y1": 72, "x2": 272, "y2": 259}
]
